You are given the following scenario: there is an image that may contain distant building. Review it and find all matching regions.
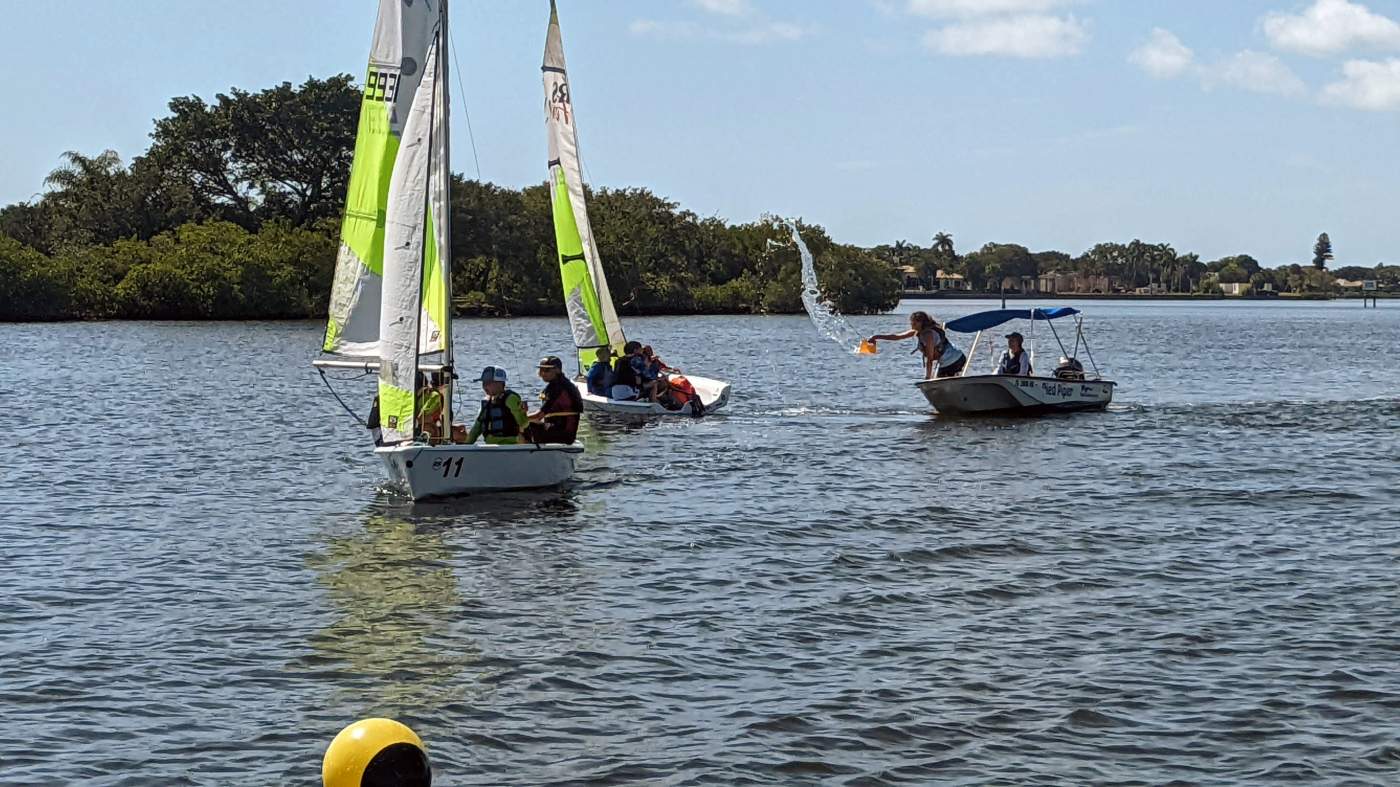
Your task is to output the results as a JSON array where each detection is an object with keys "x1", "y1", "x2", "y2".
[
  {"x1": 1038, "y1": 271, "x2": 1111, "y2": 294},
  {"x1": 1334, "y1": 278, "x2": 1366, "y2": 290},
  {"x1": 899, "y1": 265, "x2": 924, "y2": 290},
  {"x1": 996, "y1": 275, "x2": 1038, "y2": 293},
  {"x1": 1220, "y1": 282, "x2": 1250, "y2": 296},
  {"x1": 935, "y1": 270, "x2": 970, "y2": 291}
]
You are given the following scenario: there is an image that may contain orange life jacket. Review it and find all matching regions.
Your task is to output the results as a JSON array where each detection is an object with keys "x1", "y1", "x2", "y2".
[{"x1": 668, "y1": 375, "x2": 697, "y2": 405}]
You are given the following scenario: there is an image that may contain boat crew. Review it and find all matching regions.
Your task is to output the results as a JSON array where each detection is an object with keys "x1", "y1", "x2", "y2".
[
  {"x1": 610, "y1": 341, "x2": 644, "y2": 400},
  {"x1": 996, "y1": 332, "x2": 1033, "y2": 376},
  {"x1": 525, "y1": 356, "x2": 583, "y2": 444},
  {"x1": 465, "y1": 366, "x2": 529, "y2": 445},
  {"x1": 866, "y1": 311, "x2": 966, "y2": 379},
  {"x1": 585, "y1": 347, "x2": 614, "y2": 396}
]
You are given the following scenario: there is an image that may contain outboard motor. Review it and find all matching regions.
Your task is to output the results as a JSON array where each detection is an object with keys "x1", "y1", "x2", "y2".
[{"x1": 1054, "y1": 356, "x2": 1085, "y2": 380}]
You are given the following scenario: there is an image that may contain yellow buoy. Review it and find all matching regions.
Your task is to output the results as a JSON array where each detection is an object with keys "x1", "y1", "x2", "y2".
[
  {"x1": 323, "y1": 718, "x2": 431, "y2": 787},
  {"x1": 857, "y1": 340, "x2": 878, "y2": 355}
]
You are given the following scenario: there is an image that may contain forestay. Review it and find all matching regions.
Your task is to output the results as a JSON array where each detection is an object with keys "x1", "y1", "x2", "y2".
[
  {"x1": 323, "y1": 0, "x2": 450, "y2": 359},
  {"x1": 542, "y1": 1, "x2": 626, "y2": 372}
]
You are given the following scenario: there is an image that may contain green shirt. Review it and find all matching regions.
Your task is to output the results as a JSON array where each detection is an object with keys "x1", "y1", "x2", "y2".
[{"x1": 466, "y1": 391, "x2": 528, "y2": 445}]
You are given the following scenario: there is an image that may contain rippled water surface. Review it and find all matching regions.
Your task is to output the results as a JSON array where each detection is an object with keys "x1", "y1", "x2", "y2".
[{"x1": 4, "y1": 299, "x2": 1399, "y2": 785}]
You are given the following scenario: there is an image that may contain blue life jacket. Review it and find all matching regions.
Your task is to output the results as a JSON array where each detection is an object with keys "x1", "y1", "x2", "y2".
[
  {"x1": 586, "y1": 361, "x2": 613, "y2": 395},
  {"x1": 476, "y1": 391, "x2": 522, "y2": 438}
]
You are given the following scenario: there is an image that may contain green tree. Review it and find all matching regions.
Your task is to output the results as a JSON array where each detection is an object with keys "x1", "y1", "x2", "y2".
[
  {"x1": 1313, "y1": 232, "x2": 1333, "y2": 270},
  {"x1": 149, "y1": 75, "x2": 359, "y2": 228}
]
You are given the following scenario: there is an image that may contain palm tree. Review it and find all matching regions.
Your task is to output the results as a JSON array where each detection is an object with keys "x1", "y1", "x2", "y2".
[{"x1": 932, "y1": 232, "x2": 955, "y2": 259}]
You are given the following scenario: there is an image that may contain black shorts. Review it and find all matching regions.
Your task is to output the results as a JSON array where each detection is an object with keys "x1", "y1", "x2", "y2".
[{"x1": 936, "y1": 357, "x2": 966, "y2": 378}]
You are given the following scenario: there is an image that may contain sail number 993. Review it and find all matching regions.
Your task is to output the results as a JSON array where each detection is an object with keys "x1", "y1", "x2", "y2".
[{"x1": 364, "y1": 67, "x2": 400, "y2": 103}]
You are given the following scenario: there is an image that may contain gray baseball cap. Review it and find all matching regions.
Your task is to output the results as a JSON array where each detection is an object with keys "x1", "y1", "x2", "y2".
[{"x1": 476, "y1": 365, "x2": 508, "y2": 383}]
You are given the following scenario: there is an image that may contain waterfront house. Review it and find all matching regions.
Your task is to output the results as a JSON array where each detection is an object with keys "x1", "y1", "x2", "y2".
[{"x1": 936, "y1": 270, "x2": 970, "y2": 291}]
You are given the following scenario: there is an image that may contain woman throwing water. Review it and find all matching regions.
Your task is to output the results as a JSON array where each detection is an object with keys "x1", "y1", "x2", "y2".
[{"x1": 867, "y1": 310, "x2": 966, "y2": 380}]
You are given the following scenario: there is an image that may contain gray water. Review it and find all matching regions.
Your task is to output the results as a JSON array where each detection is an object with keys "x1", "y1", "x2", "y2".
[{"x1": 3, "y1": 299, "x2": 1399, "y2": 785}]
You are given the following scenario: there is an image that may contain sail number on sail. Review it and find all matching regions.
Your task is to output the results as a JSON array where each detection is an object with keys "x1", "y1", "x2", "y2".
[{"x1": 364, "y1": 67, "x2": 401, "y2": 104}]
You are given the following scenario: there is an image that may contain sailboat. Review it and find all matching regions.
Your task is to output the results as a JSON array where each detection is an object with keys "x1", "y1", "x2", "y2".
[
  {"x1": 313, "y1": 0, "x2": 582, "y2": 500},
  {"x1": 540, "y1": 2, "x2": 731, "y2": 416}
]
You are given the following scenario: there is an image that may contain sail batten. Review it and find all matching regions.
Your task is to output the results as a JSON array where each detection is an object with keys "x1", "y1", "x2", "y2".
[{"x1": 542, "y1": 4, "x2": 626, "y2": 372}]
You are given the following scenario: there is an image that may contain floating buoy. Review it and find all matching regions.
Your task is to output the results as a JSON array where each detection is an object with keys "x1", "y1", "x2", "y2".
[
  {"x1": 323, "y1": 718, "x2": 431, "y2": 787},
  {"x1": 857, "y1": 340, "x2": 878, "y2": 355}
]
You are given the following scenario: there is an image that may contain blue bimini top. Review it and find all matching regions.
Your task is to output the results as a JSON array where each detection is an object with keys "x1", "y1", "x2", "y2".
[{"x1": 943, "y1": 307, "x2": 1080, "y2": 334}]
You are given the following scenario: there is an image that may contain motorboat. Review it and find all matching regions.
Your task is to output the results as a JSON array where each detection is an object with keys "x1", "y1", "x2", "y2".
[{"x1": 915, "y1": 307, "x2": 1116, "y2": 416}]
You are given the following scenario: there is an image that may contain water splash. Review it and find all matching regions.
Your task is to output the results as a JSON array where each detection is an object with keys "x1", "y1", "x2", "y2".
[{"x1": 784, "y1": 221, "x2": 866, "y2": 353}]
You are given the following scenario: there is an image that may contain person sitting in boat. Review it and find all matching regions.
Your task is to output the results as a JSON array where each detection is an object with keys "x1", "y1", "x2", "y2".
[
  {"x1": 610, "y1": 340, "x2": 645, "y2": 400},
  {"x1": 416, "y1": 371, "x2": 447, "y2": 442},
  {"x1": 585, "y1": 347, "x2": 614, "y2": 397},
  {"x1": 635, "y1": 344, "x2": 669, "y2": 402},
  {"x1": 642, "y1": 345, "x2": 673, "y2": 379},
  {"x1": 465, "y1": 365, "x2": 529, "y2": 445},
  {"x1": 996, "y1": 332, "x2": 1033, "y2": 376},
  {"x1": 525, "y1": 356, "x2": 583, "y2": 444},
  {"x1": 866, "y1": 310, "x2": 966, "y2": 379}
]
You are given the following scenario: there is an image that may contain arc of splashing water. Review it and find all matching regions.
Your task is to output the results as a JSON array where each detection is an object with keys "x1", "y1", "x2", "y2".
[{"x1": 785, "y1": 221, "x2": 867, "y2": 354}]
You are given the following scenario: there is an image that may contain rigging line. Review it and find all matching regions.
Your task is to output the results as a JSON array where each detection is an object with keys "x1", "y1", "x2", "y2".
[
  {"x1": 319, "y1": 369, "x2": 368, "y2": 427},
  {"x1": 448, "y1": 17, "x2": 482, "y2": 180}
]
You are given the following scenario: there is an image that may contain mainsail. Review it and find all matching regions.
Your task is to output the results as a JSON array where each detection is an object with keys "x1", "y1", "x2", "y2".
[
  {"x1": 542, "y1": 2, "x2": 626, "y2": 372},
  {"x1": 324, "y1": 0, "x2": 450, "y2": 360}
]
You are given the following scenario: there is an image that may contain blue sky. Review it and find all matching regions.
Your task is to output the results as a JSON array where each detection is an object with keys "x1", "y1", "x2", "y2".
[{"x1": 4, "y1": 0, "x2": 1399, "y2": 266}]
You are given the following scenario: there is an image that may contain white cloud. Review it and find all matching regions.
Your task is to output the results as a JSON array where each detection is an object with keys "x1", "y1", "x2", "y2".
[
  {"x1": 922, "y1": 14, "x2": 1088, "y2": 58},
  {"x1": 1130, "y1": 30, "x2": 1308, "y2": 99},
  {"x1": 628, "y1": 19, "x2": 702, "y2": 39},
  {"x1": 1128, "y1": 28, "x2": 1195, "y2": 78},
  {"x1": 629, "y1": 17, "x2": 810, "y2": 45},
  {"x1": 907, "y1": 0, "x2": 1075, "y2": 18},
  {"x1": 725, "y1": 21, "x2": 810, "y2": 44},
  {"x1": 1206, "y1": 50, "x2": 1307, "y2": 96},
  {"x1": 692, "y1": 0, "x2": 752, "y2": 16},
  {"x1": 1262, "y1": 0, "x2": 1400, "y2": 57},
  {"x1": 1321, "y1": 57, "x2": 1400, "y2": 109}
]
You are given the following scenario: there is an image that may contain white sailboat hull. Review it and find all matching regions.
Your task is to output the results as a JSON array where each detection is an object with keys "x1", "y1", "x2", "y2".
[
  {"x1": 916, "y1": 374, "x2": 1115, "y2": 416},
  {"x1": 376, "y1": 442, "x2": 583, "y2": 500},
  {"x1": 577, "y1": 375, "x2": 731, "y2": 416}
]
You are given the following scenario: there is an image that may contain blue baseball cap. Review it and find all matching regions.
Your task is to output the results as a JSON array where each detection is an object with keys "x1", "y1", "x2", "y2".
[{"x1": 476, "y1": 365, "x2": 508, "y2": 383}]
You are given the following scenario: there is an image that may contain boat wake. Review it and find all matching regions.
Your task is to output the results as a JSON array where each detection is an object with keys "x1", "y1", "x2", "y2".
[{"x1": 782, "y1": 221, "x2": 867, "y2": 353}]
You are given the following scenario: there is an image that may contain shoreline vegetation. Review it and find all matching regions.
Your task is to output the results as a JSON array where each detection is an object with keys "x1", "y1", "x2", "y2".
[
  {"x1": 1, "y1": 75, "x2": 1394, "y2": 323},
  {"x1": 0, "y1": 76, "x2": 897, "y2": 323}
]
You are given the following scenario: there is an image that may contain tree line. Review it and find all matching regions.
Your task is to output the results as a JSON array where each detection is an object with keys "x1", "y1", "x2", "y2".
[
  {"x1": 0, "y1": 75, "x2": 900, "y2": 322},
  {"x1": 875, "y1": 231, "x2": 1398, "y2": 295}
]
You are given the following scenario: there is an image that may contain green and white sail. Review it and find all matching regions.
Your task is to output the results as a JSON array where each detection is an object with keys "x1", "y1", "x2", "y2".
[
  {"x1": 376, "y1": 3, "x2": 451, "y2": 444},
  {"x1": 323, "y1": 0, "x2": 450, "y2": 359},
  {"x1": 542, "y1": 2, "x2": 626, "y2": 372}
]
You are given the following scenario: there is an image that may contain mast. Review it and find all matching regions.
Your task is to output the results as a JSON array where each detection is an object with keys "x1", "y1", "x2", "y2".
[{"x1": 436, "y1": 0, "x2": 455, "y2": 424}]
